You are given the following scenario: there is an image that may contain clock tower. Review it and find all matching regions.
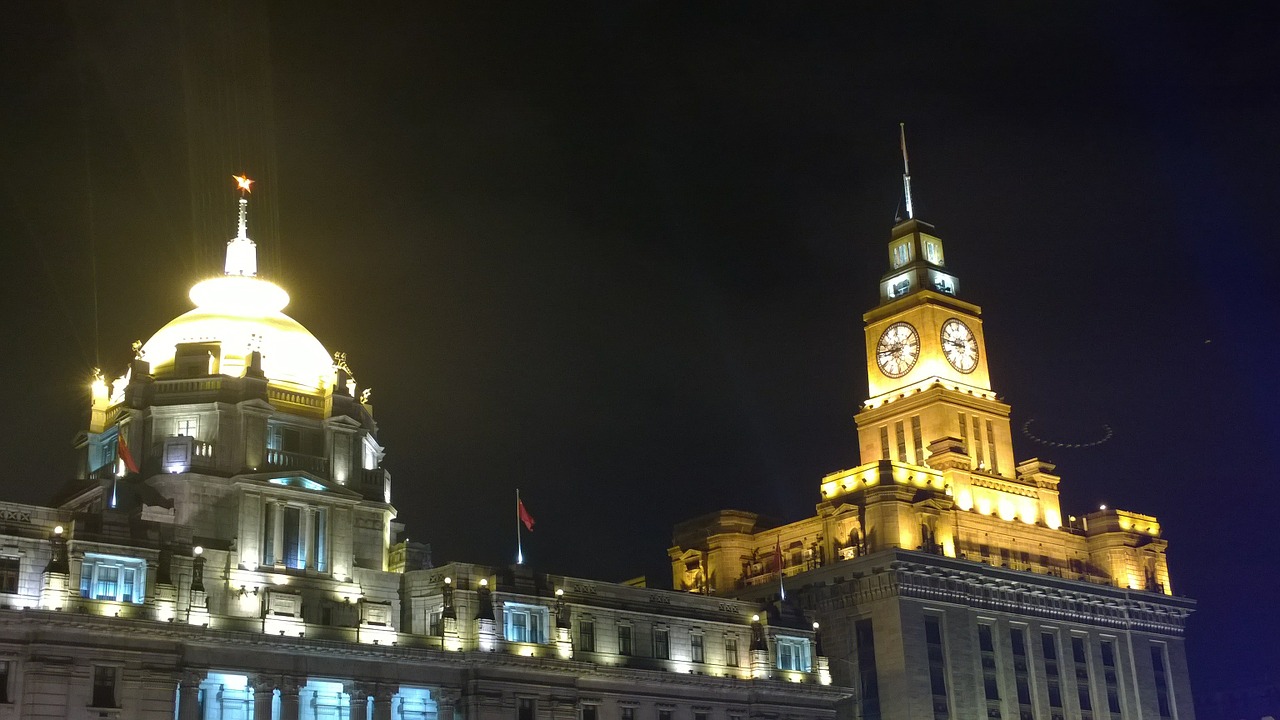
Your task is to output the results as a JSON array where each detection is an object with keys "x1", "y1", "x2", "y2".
[{"x1": 855, "y1": 217, "x2": 1016, "y2": 477}]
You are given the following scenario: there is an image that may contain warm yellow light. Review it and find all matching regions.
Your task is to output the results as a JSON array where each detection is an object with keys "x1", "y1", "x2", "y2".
[
  {"x1": 443, "y1": 576, "x2": 452, "y2": 585},
  {"x1": 53, "y1": 525, "x2": 64, "y2": 536},
  {"x1": 233, "y1": 174, "x2": 254, "y2": 193},
  {"x1": 555, "y1": 588, "x2": 564, "y2": 597},
  {"x1": 193, "y1": 546, "x2": 203, "y2": 556},
  {"x1": 751, "y1": 614, "x2": 760, "y2": 622},
  {"x1": 479, "y1": 578, "x2": 488, "y2": 587}
]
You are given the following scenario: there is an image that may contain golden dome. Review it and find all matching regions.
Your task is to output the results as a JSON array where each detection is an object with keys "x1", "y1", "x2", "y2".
[{"x1": 141, "y1": 275, "x2": 335, "y2": 392}]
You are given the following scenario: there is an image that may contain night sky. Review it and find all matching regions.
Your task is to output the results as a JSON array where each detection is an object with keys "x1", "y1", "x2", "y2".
[{"x1": 2, "y1": 2, "x2": 1276, "y2": 696}]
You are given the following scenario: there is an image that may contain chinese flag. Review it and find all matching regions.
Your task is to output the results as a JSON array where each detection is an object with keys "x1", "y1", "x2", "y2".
[
  {"x1": 118, "y1": 429, "x2": 140, "y2": 474},
  {"x1": 518, "y1": 499, "x2": 535, "y2": 531}
]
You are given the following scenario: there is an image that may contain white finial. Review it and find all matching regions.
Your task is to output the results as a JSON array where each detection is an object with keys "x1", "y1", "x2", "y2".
[
  {"x1": 225, "y1": 175, "x2": 258, "y2": 277},
  {"x1": 900, "y1": 123, "x2": 914, "y2": 220}
]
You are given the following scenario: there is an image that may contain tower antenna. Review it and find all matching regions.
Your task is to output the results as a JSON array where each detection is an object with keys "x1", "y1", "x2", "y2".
[{"x1": 899, "y1": 123, "x2": 915, "y2": 220}]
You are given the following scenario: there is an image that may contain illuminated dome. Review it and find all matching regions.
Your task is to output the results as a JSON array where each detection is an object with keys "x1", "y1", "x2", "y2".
[{"x1": 139, "y1": 180, "x2": 336, "y2": 392}]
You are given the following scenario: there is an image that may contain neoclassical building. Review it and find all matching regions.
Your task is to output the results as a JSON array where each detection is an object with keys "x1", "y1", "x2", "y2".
[
  {"x1": 669, "y1": 214, "x2": 1196, "y2": 720},
  {"x1": 0, "y1": 183, "x2": 844, "y2": 720}
]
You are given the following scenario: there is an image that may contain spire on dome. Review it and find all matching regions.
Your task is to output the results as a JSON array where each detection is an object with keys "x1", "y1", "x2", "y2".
[{"x1": 225, "y1": 175, "x2": 257, "y2": 277}]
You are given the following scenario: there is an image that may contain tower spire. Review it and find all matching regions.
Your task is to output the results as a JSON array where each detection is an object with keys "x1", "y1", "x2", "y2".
[
  {"x1": 899, "y1": 123, "x2": 915, "y2": 220},
  {"x1": 225, "y1": 175, "x2": 257, "y2": 277}
]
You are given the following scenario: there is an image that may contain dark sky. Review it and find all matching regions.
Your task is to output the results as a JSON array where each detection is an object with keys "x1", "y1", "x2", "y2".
[{"x1": 2, "y1": 1, "x2": 1276, "y2": 696}]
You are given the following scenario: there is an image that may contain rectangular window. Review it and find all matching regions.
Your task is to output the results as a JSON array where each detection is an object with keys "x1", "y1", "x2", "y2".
[
  {"x1": 1043, "y1": 632, "x2": 1063, "y2": 710},
  {"x1": 262, "y1": 502, "x2": 277, "y2": 565},
  {"x1": 0, "y1": 660, "x2": 9, "y2": 704},
  {"x1": 911, "y1": 416, "x2": 925, "y2": 465},
  {"x1": 725, "y1": 637, "x2": 739, "y2": 667},
  {"x1": 654, "y1": 628, "x2": 670, "y2": 659},
  {"x1": 856, "y1": 619, "x2": 881, "y2": 720},
  {"x1": 978, "y1": 624, "x2": 1001, "y2": 706},
  {"x1": 621, "y1": 709, "x2": 634, "y2": 720},
  {"x1": 695, "y1": 713, "x2": 708, "y2": 720},
  {"x1": 896, "y1": 422, "x2": 907, "y2": 462},
  {"x1": 176, "y1": 417, "x2": 198, "y2": 437},
  {"x1": 618, "y1": 625, "x2": 633, "y2": 656},
  {"x1": 283, "y1": 506, "x2": 302, "y2": 569},
  {"x1": 892, "y1": 242, "x2": 911, "y2": 268},
  {"x1": 79, "y1": 554, "x2": 146, "y2": 604},
  {"x1": 518, "y1": 698, "x2": 536, "y2": 720},
  {"x1": 312, "y1": 508, "x2": 327, "y2": 572},
  {"x1": 1101, "y1": 641, "x2": 1121, "y2": 716},
  {"x1": 659, "y1": 711, "x2": 672, "y2": 720},
  {"x1": 580, "y1": 620, "x2": 595, "y2": 652},
  {"x1": 775, "y1": 636, "x2": 811, "y2": 671},
  {"x1": 0, "y1": 557, "x2": 19, "y2": 594},
  {"x1": 1011, "y1": 627, "x2": 1033, "y2": 716},
  {"x1": 429, "y1": 610, "x2": 443, "y2": 636},
  {"x1": 583, "y1": 706, "x2": 598, "y2": 720},
  {"x1": 1073, "y1": 637, "x2": 1094, "y2": 716},
  {"x1": 1151, "y1": 644, "x2": 1173, "y2": 719},
  {"x1": 958, "y1": 413, "x2": 968, "y2": 453},
  {"x1": 505, "y1": 604, "x2": 547, "y2": 643},
  {"x1": 986, "y1": 420, "x2": 999, "y2": 473},
  {"x1": 92, "y1": 665, "x2": 118, "y2": 708},
  {"x1": 973, "y1": 417, "x2": 985, "y2": 469},
  {"x1": 691, "y1": 633, "x2": 704, "y2": 663},
  {"x1": 879, "y1": 426, "x2": 890, "y2": 460},
  {"x1": 924, "y1": 616, "x2": 950, "y2": 720}
]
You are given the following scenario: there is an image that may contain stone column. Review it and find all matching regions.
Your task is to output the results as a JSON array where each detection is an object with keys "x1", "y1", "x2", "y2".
[
  {"x1": 279, "y1": 676, "x2": 302, "y2": 720},
  {"x1": 346, "y1": 681, "x2": 373, "y2": 720},
  {"x1": 250, "y1": 674, "x2": 276, "y2": 720},
  {"x1": 177, "y1": 669, "x2": 206, "y2": 720},
  {"x1": 372, "y1": 683, "x2": 397, "y2": 720},
  {"x1": 435, "y1": 687, "x2": 462, "y2": 720}
]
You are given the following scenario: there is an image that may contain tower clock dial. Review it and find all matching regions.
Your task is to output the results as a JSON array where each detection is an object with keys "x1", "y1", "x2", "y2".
[
  {"x1": 876, "y1": 322, "x2": 920, "y2": 378},
  {"x1": 940, "y1": 318, "x2": 978, "y2": 373}
]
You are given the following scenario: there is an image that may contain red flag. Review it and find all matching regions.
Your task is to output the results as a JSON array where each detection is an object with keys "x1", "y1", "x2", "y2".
[
  {"x1": 117, "y1": 429, "x2": 139, "y2": 474},
  {"x1": 518, "y1": 499, "x2": 535, "y2": 531}
]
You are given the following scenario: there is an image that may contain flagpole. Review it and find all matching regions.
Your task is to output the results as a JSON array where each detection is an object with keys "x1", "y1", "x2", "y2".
[
  {"x1": 778, "y1": 533, "x2": 786, "y2": 601},
  {"x1": 516, "y1": 488, "x2": 524, "y2": 565}
]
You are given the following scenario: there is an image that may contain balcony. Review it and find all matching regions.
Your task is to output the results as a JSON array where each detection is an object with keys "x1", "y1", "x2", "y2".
[
  {"x1": 353, "y1": 467, "x2": 390, "y2": 502},
  {"x1": 263, "y1": 449, "x2": 329, "y2": 476}
]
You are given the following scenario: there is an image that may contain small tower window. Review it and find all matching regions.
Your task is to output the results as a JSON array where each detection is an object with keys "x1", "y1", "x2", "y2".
[{"x1": 891, "y1": 242, "x2": 912, "y2": 268}]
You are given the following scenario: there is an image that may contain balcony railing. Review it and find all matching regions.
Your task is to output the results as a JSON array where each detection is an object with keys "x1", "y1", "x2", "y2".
[{"x1": 263, "y1": 449, "x2": 329, "y2": 476}]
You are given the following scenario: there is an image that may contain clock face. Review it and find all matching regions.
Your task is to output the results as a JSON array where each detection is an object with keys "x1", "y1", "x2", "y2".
[
  {"x1": 876, "y1": 322, "x2": 920, "y2": 378},
  {"x1": 940, "y1": 318, "x2": 979, "y2": 373}
]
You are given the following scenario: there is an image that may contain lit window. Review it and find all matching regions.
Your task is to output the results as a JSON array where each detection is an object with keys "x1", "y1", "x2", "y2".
[
  {"x1": 504, "y1": 603, "x2": 549, "y2": 643},
  {"x1": 429, "y1": 609, "x2": 443, "y2": 636},
  {"x1": 619, "y1": 625, "x2": 633, "y2": 656},
  {"x1": 691, "y1": 633, "x2": 704, "y2": 663},
  {"x1": 175, "y1": 417, "x2": 198, "y2": 437},
  {"x1": 725, "y1": 637, "x2": 739, "y2": 667},
  {"x1": 775, "y1": 636, "x2": 811, "y2": 671},
  {"x1": 79, "y1": 554, "x2": 146, "y2": 604},
  {"x1": 580, "y1": 620, "x2": 595, "y2": 652},
  {"x1": 262, "y1": 503, "x2": 328, "y2": 571},
  {"x1": 892, "y1": 242, "x2": 911, "y2": 268}
]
